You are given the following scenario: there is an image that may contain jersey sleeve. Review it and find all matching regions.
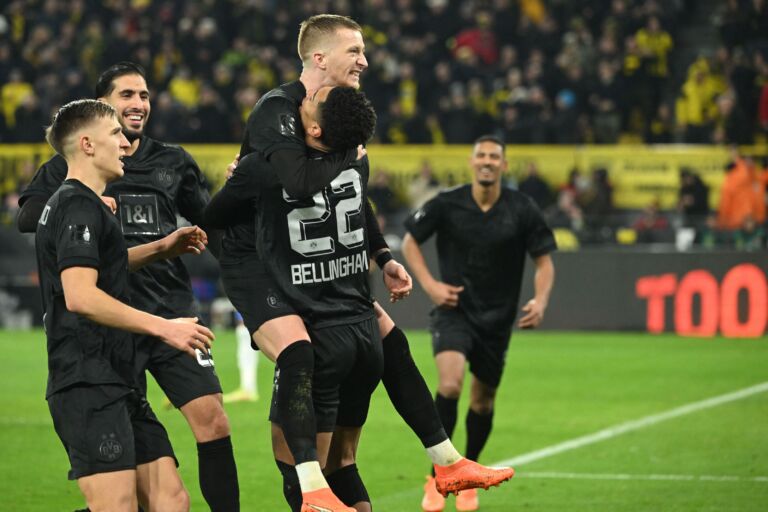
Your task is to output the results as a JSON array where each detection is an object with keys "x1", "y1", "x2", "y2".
[
  {"x1": 522, "y1": 196, "x2": 558, "y2": 257},
  {"x1": 245, "y1": 96, "x2": 305, "y2": 157},
  {"x1": 176, "y1": 150, "x2": 211, "y2": 226},
  {"x1": 203, "y1": 153, "x2": 265, "y2": 229},
  {"x1": 19, "y1": 155, "x2": 68, "y2": 206},
  {"x1": 53, "y1": 197, "x2": 104, "y2": 272},
  {"x1": 404, "y1": 194, "x2": 444, "y2": 243}
]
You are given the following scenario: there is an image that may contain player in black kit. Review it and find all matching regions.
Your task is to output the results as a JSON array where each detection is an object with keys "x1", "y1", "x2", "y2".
[
  {"x1": 207, "y1": 86, "x2": 380, "y2": 512},
  {"x1": 403, "y1": 135, "x2": 557, "y2": 512},
  {"x1": 37, "y1": 99, "x2": 214, "y2": 512},
  {"x1": 222, "y1": 14, "x2": 515, "y2": 512},
  {"x1": 17, "y1": 63, "x2": 239, "y2": 512}
]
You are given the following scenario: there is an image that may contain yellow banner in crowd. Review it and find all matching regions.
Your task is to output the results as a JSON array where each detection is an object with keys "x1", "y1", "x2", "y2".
[{"x1": 0, "y1": 144, "x2": 753, "y2": 209}]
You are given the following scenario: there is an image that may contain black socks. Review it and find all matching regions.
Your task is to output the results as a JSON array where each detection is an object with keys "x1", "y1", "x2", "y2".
[
  {"x1": 197, "y1": 436, "x2": 239, "y2": 511},
  {"x1": 276, "y1": 460, "x2": 302, "y2": 512},
  {"x1": 275, "y1": 340, "x2": 317, "y2": 464},
  {"x1": 434, "y1": 393, "x2": 459, "y2": 440},
  {"x1": 381, "y1": 327, "x2": 448, "y2": 448},
  {"x1": 465, "y1": 408, "x2": 494, "y2": 462},
  {"x1": 327, "y1": 464, "x2": 370, "y2": 507}
]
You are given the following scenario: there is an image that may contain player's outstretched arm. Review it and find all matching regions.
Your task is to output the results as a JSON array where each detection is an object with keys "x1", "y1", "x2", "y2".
[
  {"x1": 401, "y1": 233, "x2": 463, "y2": 308},
  {"x1": 518, "y1": 253, "x2": 555, "y2": 329},
  {"x1": 61, "y1": 266, "x2": 214, "y2": 357},
  {"x1": 127, "y1": 226, "x2": 208, "y2": 271}
]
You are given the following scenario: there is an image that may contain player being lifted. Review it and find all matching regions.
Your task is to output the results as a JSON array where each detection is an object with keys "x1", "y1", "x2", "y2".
[
  {"x1": 222, "y1": 13, "x2": 514, "y2": 511},
  {"x1": 207, "y1": 85, "x2": 380, "y2": 512},
  {"x1": 18, "y1": 63, "x2": 240, "y2": 512},
  {"x1": 36, "y1": 99, "x2": 214, "y2": 512}
]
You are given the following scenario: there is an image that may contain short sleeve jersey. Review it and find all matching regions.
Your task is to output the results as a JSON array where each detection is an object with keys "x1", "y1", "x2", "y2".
[
  {"x1": 20, "y1": 136, "x2": 210, "y2": 316},
  {"x1": 230, "y1": 152, "x2": 374, "y2": 327},
  {"x1": 35, "y1": 180, "x2": 136, "y2": 397},
  {"x1": 405, "y1": 185, "x2": 557, "y2": 332}
]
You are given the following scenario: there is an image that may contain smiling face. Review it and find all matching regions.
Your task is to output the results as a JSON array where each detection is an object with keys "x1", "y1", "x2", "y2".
[
  {"x1": 100, "y1": 73, "x2": 150, "y2": 141},
  {"x1": 470, "y1": 140, "x2": 507, "y2": 188},
  {"x1": 321, "y1": 28, "x2": 367, "y2": 89}
]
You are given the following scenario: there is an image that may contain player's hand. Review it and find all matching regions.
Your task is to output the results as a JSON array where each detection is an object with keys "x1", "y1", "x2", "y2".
[
  {"x1": 518, "y1": 298, "x2": 545, "y2": 329},
  {"x1": 382, "y1": 260, "x2": 412, "y2": 303},
  {"x1": 162, "y1": 226, "x2": 208, "y2": 258},
  {"x1": 101, "y1": 196, "x2": 117, "y2": 214},
  {"x1": 225, "y1": 153, "x2": 240, "y2": 180},
  {"x1": 159, "y1": 317, "x2": 214, "y2": 357},
  {"x1": 356, "y1": 145, "x2": 367, "y2": 160},
  {"x1": 426, "y1": 281, "x2": 464, "y2": 308}
]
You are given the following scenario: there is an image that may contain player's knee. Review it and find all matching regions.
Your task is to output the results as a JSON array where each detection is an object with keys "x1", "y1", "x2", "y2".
[
  {"x1": 438, "y1": 381, "x2": 463, "y2": 399},
  {"x1": 160, "y1": 485, "x2": 190, "y2": 512}
]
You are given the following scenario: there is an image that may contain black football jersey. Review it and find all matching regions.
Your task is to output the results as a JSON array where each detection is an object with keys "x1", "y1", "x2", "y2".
[
  {"x1": 405, "y1": 185, "x2": 557, "y2": 332},
  {"x1": 239, "y1": 80, "x2": 306, "y2": 159},
  {"x1": 234, "y1": 152, "x2": 375, "y2": 327},
  {"x1": 20, "y1": 136, "x2": 210, "y2": 316},
  {"x1": 35, "y1": 179, "x2": 137, "y2": 397}
]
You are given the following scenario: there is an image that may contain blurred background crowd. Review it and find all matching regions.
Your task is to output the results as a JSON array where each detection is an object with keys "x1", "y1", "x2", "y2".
[{"x1": 1, "y1": 0, "x2": 768, "y2": 250}]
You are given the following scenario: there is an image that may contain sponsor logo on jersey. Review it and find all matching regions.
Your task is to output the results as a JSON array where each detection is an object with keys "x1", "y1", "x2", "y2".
[
  {"x1": 290, "y1": 249, "x2": 369, "y2": 285},
  {"x1": 97, "y1": 433, "x2": 123, "y2": 462}
]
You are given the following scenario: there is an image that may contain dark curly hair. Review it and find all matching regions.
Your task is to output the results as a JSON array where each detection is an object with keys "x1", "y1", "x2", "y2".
[
  {"x1": 318, "y1": 87, "x2": 377, "y2": 151},
  {"x1": 94, "y1": 61, "x2": 147, "y2": 98}
]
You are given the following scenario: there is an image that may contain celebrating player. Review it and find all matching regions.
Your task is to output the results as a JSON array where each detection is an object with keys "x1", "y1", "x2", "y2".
[
  {"x1": 402, "y1": 135, "x2": 557, "y2": 512},
  {"x1": 17, "y1": 63, "x2": 240, "y2": 512},
  {"x1": 37, "y1": 99, "x2": 214, "y2": 512}
]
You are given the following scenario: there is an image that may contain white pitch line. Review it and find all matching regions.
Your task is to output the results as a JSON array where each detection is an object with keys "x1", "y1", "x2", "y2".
[
  {"x1": 520, "y1": 471, "x2": 768, "y2": 483},
  {"x1": 497, "y1": 381, "x2": 768, "y2": 468}
]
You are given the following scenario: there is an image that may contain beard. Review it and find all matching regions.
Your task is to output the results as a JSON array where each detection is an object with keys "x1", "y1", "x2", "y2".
[{"x1": 122, "y1": 127, "x2": 142, "y2": 143}]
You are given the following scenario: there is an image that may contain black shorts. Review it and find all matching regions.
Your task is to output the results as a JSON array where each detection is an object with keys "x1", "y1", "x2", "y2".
[
  {"x1": 270, "y1": 315, "x2": 383, "y2": 432},
  {"x1": 220, "y1": 255, "x2": 296, "y2": 338},
  {"x1": 48, "y1": 385, "x2": 176, "y2": 480},
  {"x1": 135, "y1": 333, "x2": 222, "y2": 409},
  {"x1": 430, "y1": 308, "x2": 512, "y2": 388}
]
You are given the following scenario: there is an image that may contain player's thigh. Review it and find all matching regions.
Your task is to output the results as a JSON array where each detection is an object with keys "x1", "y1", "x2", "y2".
[
  {"x1": 372, "y1": 300, "x2": 395, "y2": 337},
  {"x1": 336, "y1": 317, "x2": 383, "y2": 430},
  {"x1": 78, "y1": 469, "x2": 137, "y2": 512},
  {"x1": 48, "y1": 385, "x2": 138, "y2": 481},
  {"x1": 136, "y1": 456, "x2": 189, "y2": 512},
  {"x1": 179, "y1": 393, "x2": 230, "y2": 442},
  {"x1": 221, "y1": 256, "x2": 303, "y2": 361},
  {"x1": 255, "y1": 314, "x2": 311, "y2": 362},
  {"x1": 466, "y1": 327, "x2": 512, "y2": 391},
  {"x1": 128, "y1": 392, "x2": 177, "y2": 468},
  {"x1": 431, "y1": 309, "x2": 473, "y2": 391},
  {"x1": 143, "y1": 336, "x2": 222, "y2": 409}
]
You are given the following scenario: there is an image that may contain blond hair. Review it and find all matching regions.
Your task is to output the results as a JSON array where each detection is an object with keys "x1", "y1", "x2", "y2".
[{"x1": 297, "y1": 14, "x2": 362, "y2": 64}]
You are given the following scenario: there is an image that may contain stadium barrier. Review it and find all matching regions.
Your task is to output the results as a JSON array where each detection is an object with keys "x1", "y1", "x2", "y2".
[
  {"x1": 370, "y1": 243, "x2": 768, "y2": 338},
  {"x1": 0, "y1": 143, "x2": 760, "y2": 209}
]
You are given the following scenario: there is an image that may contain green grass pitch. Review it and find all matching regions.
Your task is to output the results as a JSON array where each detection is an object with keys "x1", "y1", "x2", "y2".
[{"x1": 1, "y1": 329, "x2": 767, "y2": 511}]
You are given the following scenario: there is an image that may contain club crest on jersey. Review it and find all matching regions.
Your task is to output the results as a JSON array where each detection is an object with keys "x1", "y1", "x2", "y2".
[
  {"x1": 279, "y1": 114, "x2": 296, "y2": 136},
  {"x1": 97, "y1": 433, "x2": 123, "y2": 462},
  {"x1": 68, "y1": 224, "x2": 91, "y2": 244},
  {"x1": 266, "y1": 290, "x2": 286, "y2": 309},
  {"x1": 154, "y1": 168, "x2": 174, "y2": 187}
]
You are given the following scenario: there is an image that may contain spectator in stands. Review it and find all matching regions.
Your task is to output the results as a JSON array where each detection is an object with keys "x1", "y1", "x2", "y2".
[
  {"x1": 518, "y1": 162, "x2": 552, "y2": 209},
  {"x1": 580, "y1": 168, "x2": 614, "y2": 229},
  {"x1": 678, "y1": 168, "x2": 710, "y2": 232},
  {"x1": 733, "y1": 215, "x2": 765, "y2": 250},
  {"x1": 717, "y1": 156, "x2": 760, "y2": 230},
  {"x1": 13, "y1": 92, "x2": 46, "y2": 143},
  {"x1": 407, "y1": 160, "x2": 441, "y2": 210},
  {"x1": 635, "y1": 15, "x2": 673, "y2": 114},
  {"x1": 1, "y1": 69, "x2": 33, "y2": 131},
  {"x1": 714, "y1": 91, "x2": 754, "y2": 145},
  {"x1": 590, "y1": 60, "x2": 622, "y2": 143},
  {"x1": 368, "y1": 169, "x2": 401, "y2": 223},
  {"x1": 645, "y1": 103, "x2": 674, "y2": 143},
  {"x1": 632, "y1": 199, "x2": 670, "y2": 243},
  {"x1": 675, "y1": 60, "x2": 723, "y2": 143}
]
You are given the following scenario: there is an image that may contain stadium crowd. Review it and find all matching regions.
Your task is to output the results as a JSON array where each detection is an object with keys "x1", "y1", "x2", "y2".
[
  {"x1": 0, "y1": 0, "x2": 719, "y2": 145},
  {"x1": 1, "y1": 0, "x2": 768, "y2": 250}
]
